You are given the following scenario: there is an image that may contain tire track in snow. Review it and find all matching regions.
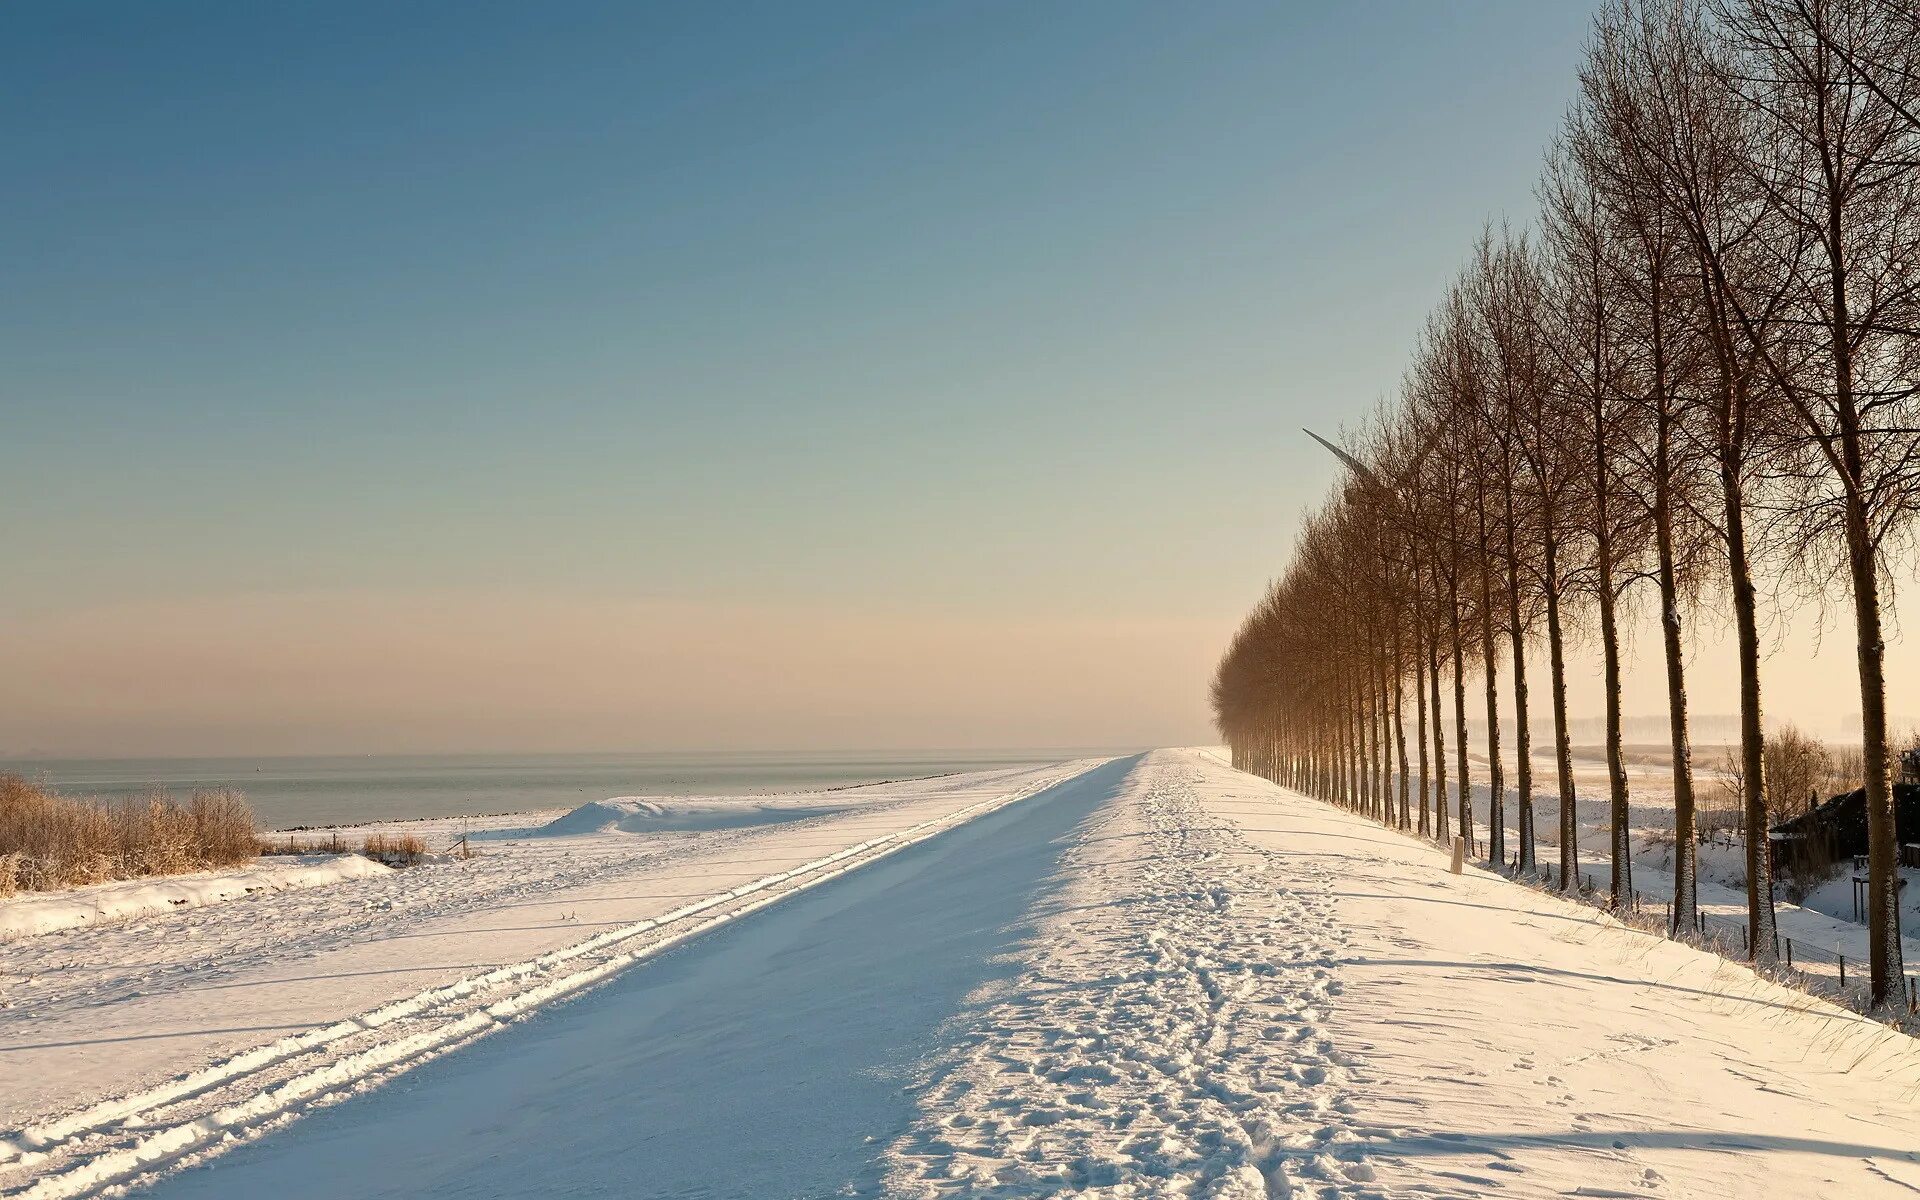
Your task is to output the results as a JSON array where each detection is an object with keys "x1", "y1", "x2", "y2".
[
  {"x1": 885, "y1": 752, "x2": 1377, "y2": 1199},
  {"x1": 0, "y1": 762, "x2": 1103, "y2": 1200}
]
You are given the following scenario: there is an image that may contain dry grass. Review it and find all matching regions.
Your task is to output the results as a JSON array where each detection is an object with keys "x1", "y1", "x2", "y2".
[
  {"x1": 360, "y1": 833, "x2": 426, "y2": 865},
  {"x1": 259, "y1": 830, "x2": 429, "y2": 865},
  {"x1": 0, "y1": 775, "x2": 258, "y2": 896},
  {"x1": 260, "y1": 831, "x2": 357, "y2": 856}
]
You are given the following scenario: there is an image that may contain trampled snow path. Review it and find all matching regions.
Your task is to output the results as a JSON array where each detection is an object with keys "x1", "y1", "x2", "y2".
[{"x1": 885, "y1": 756, "x2": 1368, "y2": 1197}]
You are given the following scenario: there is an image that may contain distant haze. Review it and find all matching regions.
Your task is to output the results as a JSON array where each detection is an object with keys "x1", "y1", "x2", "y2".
[{"x1": 0, "y1": 591, "x2": 1216, "y2": 756}]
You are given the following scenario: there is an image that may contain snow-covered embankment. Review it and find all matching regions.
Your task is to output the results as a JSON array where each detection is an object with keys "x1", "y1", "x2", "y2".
[
  {"x1": 883, "y1": 748, "x2": 1920, "y2": 1198},
  {"x1": 0, "y1": 759, "x2": 1103, "y2": 1198}
]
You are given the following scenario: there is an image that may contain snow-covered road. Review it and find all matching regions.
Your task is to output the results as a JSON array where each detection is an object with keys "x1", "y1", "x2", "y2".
[
  {"x1": 10, "y1": 749, "x2": 1920, "y2": 1198},
  {"x1": 0, "y1": 760, "x2": 1104, "y2": 1197},
  {"x1": 138, "y1": 756, "x2": 1139, "y2": 1200}
]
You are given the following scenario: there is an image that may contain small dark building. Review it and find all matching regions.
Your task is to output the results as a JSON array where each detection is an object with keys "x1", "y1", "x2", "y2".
[{"x1": 1770, "y1": 783, "x2": 1920, "y2": 867}]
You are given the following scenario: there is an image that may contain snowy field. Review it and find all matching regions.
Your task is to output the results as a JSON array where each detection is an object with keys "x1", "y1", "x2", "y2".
[
  {"x1": 5, "y1": 750, "x2": 1918, "y2": 1197},
  {"x1": 1443, "y1": 746, "x2": 1920, "y2": 1000}
]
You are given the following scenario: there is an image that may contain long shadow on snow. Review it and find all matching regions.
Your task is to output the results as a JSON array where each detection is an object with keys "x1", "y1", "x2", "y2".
[
  {"x1": 143, "y1": 754, "x2": 1139, "y2": 1200},
  {"x1": 1339, "y1": 956, "x2": 1848, "y2": 1020},
  {"x1": 1293, "y1": 1127, "x2": 1917, "y2": 1166}
]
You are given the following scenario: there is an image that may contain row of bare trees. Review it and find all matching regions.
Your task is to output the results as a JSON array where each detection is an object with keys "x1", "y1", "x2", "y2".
[{"x1": 1213, "y1": 0, "x2": 1920, "y2": 1008}]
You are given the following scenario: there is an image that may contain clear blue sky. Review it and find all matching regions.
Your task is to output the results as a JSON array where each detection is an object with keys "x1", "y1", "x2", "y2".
[{"x1": 1, "y1": 2, "x2": 1600, "y2": 756}]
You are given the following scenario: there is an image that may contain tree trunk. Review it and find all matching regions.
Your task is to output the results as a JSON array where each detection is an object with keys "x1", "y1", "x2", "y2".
[
  {"x1": 1415, "y1": 623, "x2": 1431, "y2": 836},
  {"x1": 1594, "y1": 398, "x2": 1632, "y2": 907},
  {"x1": 1725, "y1": 462, "x2": 1777, "y2": 961},
  {"x1": 1392, "y1": 623, "x2": 1411, "y2": 829},
  {"x1": 1447, "y1": 541, "x2": 1473, "y2": 853},
  {"x1": 1337, "y1": 695, "x2": 1351, "y2": 809},
  {"x1": 1369, "y1": 659, "x2": 1387, "y2": 819},
  {"x1": 1478, "y1": 486, "x2": 1505, "y2": 868},
  {"x1": 1543, "y1": 532, "x2": 1578, "y2": 891},
  {"x1": 1503, "y1": 474, "x2": 1535, "y2": 873},
  {"x1": 1652, "y1": 387, "x2": 1699, "y2": 933},
  {"x1": 1373, "y1": 662, "x2": 1388, "y2": 820},
  {"x1": 1655, "y1": 523, "x2": 1698, "y2": 930},
  {"x1": 1354, "y1": 672, "x2": 1369, "y2": 814},
  {"x1": 1376, "y1": 648, "x2": 1394, "y2": 820},
  {"x1": 1845, "y1": 471, "x2": 1902, "y2": 1003},
  {"x1": 1431, "y1": 632, "x2": 1450, "y2": 843}
]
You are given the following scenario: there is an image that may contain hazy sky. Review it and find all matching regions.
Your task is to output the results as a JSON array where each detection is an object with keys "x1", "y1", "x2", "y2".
[{"x1": 11, "y1": 1, "x2": 1895, "y2": 758}]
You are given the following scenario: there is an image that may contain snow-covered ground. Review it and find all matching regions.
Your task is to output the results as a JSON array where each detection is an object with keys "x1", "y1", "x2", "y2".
[
  {"x1": 7, "y1": 749, "x2": 1918, "y2": 1197},
  {"x1": 1440, "y1": 747, "x2": 1920, "y2": 1003},
  {"x1": 0, "y1": 857, "x2": 392, "y2": 940},
  {"x1": 881, "y1": 750, "x2": 1920, "y2": 1197},
  {"x1": 124, "y1": 756, "x2": 1143, "y2": 1200},
  {"x1": 0, "y1": 759, "x2": 1101, "y2": 1171}
]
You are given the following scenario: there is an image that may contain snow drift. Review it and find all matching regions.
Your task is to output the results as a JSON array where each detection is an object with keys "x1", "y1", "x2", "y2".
[
  {"x1": 0, "y1": 854, "x2": 392, "y2": 939},
  {"x1": 537, "y1": 797, "x2": 848, "y2": 836}
]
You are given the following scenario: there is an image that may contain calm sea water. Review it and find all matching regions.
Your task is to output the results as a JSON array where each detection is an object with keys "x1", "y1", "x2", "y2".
[{"x1": 0, "y1": 749, "x2": 1115, "y2": 830}]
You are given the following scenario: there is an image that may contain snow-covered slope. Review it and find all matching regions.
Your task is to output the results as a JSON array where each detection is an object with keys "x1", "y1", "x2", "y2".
[
  {"x1": 884, "y1": 749, "x2": 1920, "y2": 1198},
  {"x1": 1451, "y1": 747, "x2": 1920, "y2": 998},
  {"x1": 122, "y1": 756, "x2": 1139, "y2": 1200},
  {"x1": 0, "y1": 856, "x2": 390, "y2": 940}
]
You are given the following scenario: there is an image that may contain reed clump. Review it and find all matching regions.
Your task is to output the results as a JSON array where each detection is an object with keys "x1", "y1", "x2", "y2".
[
  {"x1": 360, "y1": 833, "x2": 426, "y2": 865},
  {"x1": 0, "y1": 775, "x2": 258, "y2": 896}
]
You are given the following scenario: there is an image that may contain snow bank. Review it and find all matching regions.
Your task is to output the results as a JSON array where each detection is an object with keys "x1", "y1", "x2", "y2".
[
  {"x1": 0, "y1": 855, "x2": 392, "y2": 939},
  {"x1": 537, "y1": 797, "x2": 847, "y2": 836}
]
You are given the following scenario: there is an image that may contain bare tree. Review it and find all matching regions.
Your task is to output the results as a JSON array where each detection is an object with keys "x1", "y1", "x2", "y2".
[
  {"x1": 1502, "y1": 235, "x2": 1594, "y2": 889},
  {"x1": 1592, "y1": 0, "x2": 1795, "y2": 956},
  {"x1": 1716, "y1": 0, "x2": 1920, "y2": 1003},
  {"x1": 1583, "y1": 3, "x2": 1722, "y2": 932},
  {"x1": 1542, "y1": 141, "x2": 1642, "y2": 907},
  {"x1": 1212, "y1": 0, "x2": 1916, "y2": 1003}
]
